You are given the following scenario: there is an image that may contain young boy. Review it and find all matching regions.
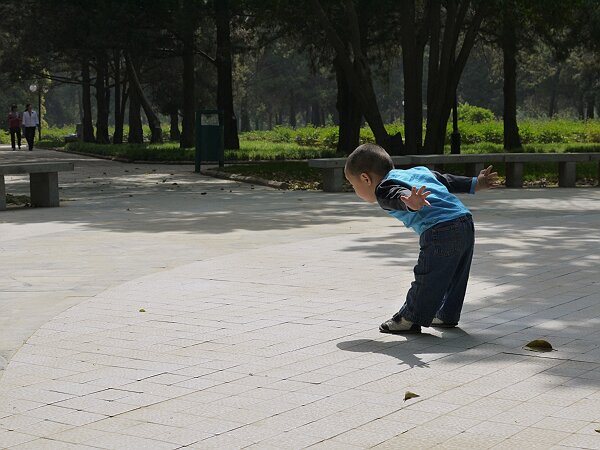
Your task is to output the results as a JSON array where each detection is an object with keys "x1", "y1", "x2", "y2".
[{"x1": 344, "y1": 143, "x2": 497, "y2": 334}]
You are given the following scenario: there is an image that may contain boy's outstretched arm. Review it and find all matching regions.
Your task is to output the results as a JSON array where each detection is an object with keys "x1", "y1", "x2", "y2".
[
  {"x1": 432, "y1": 165, "x2": 498, "y2": 194},
  {"x1": 474, "y1": 165, "x2": 498, "y2": 191},
  {"x1": 431, "y1": 170, "x2": 475, "y2": 194}
]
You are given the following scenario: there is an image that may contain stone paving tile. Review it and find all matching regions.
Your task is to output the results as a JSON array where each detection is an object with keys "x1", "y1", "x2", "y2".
[
  {"x1": 7, "y1": 438, "x2": 96, "y2": 450},
  {"x1": 1, "y1": 149, "x2": 600, "y2": 448},
  {"x1": 433, "y1": 431, "x2": 504, "y2": 449},
  {"x1": 0, "y1": 430, "x2": 38, "y2": 447}
]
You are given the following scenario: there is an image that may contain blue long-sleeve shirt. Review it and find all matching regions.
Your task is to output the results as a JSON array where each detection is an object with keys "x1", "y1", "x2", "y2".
[{"x1": 376, "y1": 167, "x2": 477, "y2": 235}]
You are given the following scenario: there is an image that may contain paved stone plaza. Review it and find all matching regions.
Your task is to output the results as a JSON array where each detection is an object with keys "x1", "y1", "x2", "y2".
[{"x1": 1, "y1": 145, "x2": 600, "y2": 449}]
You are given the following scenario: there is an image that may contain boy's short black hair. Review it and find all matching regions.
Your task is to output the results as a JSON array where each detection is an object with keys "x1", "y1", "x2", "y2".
[{"x1": 345, "y1": 143, "x2": 394, "y2": 177}]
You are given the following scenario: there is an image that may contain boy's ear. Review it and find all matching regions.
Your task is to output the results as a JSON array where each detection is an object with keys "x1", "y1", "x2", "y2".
[{"x1": 360, "y1": 172, "x2": 372, "y2": 185}]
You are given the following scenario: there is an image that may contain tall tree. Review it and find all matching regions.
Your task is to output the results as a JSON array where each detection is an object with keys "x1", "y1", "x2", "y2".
[
  {"x1": 423, "y1": 0, "x2": 486, "y2": 154},
  {"x1": 311, "y1": 0, "x2": 404, "y2": 154},
  {"x1": 112, "y1": 50, "x2": 128, "y2": 144},
  {"x1": 126, "y1": 54, "x2": 163, "y2": 143},
  {"x1": 81, "y1": 57, "x2": 95, "y2": 142},
  {"x1": 480, "y1": 0, "x2": 581, "y2": 149},
  {"x1": 215, "y1": 0, "x2": 240, "y2": 149},
  {"x1": 95, "y1": 51, "x2": 110, "y2": 144},
  {"x1": 399, "y1": 0, "x2": 427, "y2": 153},
  {"x1": 334, "y1": 55, "x2": 362, "y2": 154}
]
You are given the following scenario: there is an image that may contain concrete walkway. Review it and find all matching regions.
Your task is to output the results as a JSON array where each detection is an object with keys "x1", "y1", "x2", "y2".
[{"x1": 1, "y1": 145, "x2": 599, "y2": 449}]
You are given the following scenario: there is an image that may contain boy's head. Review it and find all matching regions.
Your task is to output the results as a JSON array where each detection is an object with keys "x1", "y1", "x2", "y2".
[
  {"x1": 344, "y1": 143, "x2": 393, "y2": 203},
  {"x1": 11, "y1": 104, "x2": 17, "y2": 111}
]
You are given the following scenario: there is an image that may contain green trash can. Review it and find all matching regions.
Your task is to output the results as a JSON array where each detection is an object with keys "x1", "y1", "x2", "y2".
[{"x1": 195, "y1": 110, "x2": 224, "y2": 172}]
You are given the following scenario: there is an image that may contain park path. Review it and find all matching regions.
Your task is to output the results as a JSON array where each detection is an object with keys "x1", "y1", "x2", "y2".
[{"x1": 1, "y1": 145, "x2": 600, "y2": 449}]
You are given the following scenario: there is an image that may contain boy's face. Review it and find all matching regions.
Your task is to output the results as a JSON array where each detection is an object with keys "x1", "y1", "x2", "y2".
[{"x1": 345, "y1": 170, "x2": 377, "y2": 203}]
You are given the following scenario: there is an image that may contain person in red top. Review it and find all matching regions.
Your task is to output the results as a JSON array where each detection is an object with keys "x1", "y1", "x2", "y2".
[{"x1": 8, "y1": 104, "x2": 22, "y2": 150}]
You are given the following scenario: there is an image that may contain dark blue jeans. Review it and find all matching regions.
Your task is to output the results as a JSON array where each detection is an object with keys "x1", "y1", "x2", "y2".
[
  {"x1": 397, "y1": 214, "x2": 475, "y2": 326},
  {"x1": 24, "y1": 127, "x2": 36, "y2": 150}
]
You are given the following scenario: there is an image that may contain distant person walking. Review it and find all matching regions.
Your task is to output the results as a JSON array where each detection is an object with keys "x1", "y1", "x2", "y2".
[
  {"x1": 22, "y1": 103, "x2": 39, "y2": 151},
  {"x1": 8, "y1": 104, "x2": 22, "y2": 150}
]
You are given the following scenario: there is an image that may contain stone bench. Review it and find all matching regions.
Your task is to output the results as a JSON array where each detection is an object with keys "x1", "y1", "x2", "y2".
[
  {"x1": 502, "y1": 152, "x2": 592, "y2": 188},
  {"x1": 0, "y1": 162, "x2": 75, "y2": 210},
  {"x1": 309, "y1": 153, "x2": 599, "y2": 191},
  {"x1": 308, "y1": 156, "x2": 412, "y2": 192}
]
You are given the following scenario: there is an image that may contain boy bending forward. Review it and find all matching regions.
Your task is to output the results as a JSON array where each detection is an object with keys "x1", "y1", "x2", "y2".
[{"x1": 344, "y1": 144, "x2": 497, "y2": 334}]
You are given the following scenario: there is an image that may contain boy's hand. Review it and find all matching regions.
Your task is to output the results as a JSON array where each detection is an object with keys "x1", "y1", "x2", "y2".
[
  {"x1": 401, "y1": 186, "x2": 431, "y2": 211},
  {"x1": 475, "y1": 165, "x2": 498, "y2": 191}
]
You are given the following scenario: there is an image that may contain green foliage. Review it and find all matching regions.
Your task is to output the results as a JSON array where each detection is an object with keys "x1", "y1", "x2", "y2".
[
  {"x1": 449, "y1": 142, "x2": 600, "y2": 154},
  {"x1": 17, "y1": 119, "x2": 600, "y2": 153},
  {"x1": 230, "y1": 140, "x2": 339, "y2": 160},
  {"x1": 293, "y1": 126, "x2": 321, "y2": 146},
  {"x1": 238, "y1": 120, "x2": 600, "y2": 149},
  {"x1": 37, "y1": 125, "x2": 76, "y2": 148},
  {"x1": 451, "y1": 119, "x2": 600, "y2": 145},
  {"x1": 242, "y1": 126, "x2": 342, "y2": 149},
  {"x1": 457, "y1": 103, "x2": 495, "y2": 123}
]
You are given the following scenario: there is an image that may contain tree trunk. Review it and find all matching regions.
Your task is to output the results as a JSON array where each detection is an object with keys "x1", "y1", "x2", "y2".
[
  {"x1": 401, "y1": 0, "x2": 425, "y2": 154},
  {"x1": 548, "y1": 67, "x2": 561, "y2": 117},
  {"x1": 113, "y1": 50, "x2": 124, "y2": 144},
  {"x1": 586, "y1": 94, "x2": 595, "y2": 119},
  {"x1": 215, "y1": 0, "x2": 239, "y2": 149},
  {"x1": 502, "y1": 5, "x2": 522, "y2": 150},
  {"x1": 332, "y1": 107, "x2": 339, "y2": 125},
  {"x1": 240, "y1": 97, "x2": 250, "y2": 131},
  {"x1": 95, "y1": 51, "x2": 110, "y2": 144},
  {"x1": 180, "y1": 27, "x2": 195, "y2": 148},
  {"x1": 289, "y1": 92, "x2": 296, "y2": 127},
  {"x1": 169, "y1": 109, "x2": 181, "y2": 141},
  {"x1": 335, "y1": 56, "x2": 361, "y2": 155},
  {"x1": 128, "y1": 85, "x2": 143, "y2": 144},
  {"x1": 311, "y1": 0, "x2": 402, "y2": 154},
  {"x1": 126, "y1": 55, "x2": 162, "y2": 143},
  {"x1": 120, "y1": 83, "x2": 129, "y2": 140},
  {"x1": 577, "y1": 92, "x2": 585, "y2": 120},
  {"x1": 81, "y1": 58, "x2": 95, "y2": 143},
  {"x1": 424, "y1": 0, "x2": 484, "y2": 154},
  {"x1": 310, "y1": 100, "x2": 321, "y2": 126}
]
